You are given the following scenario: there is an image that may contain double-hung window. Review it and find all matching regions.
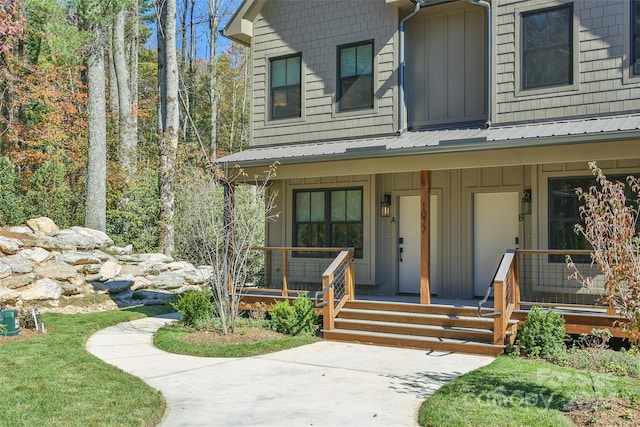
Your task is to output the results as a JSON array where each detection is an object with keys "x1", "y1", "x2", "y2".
[
  {"x1": 338, "y1": 41, "x2": 373, "y2": 111},
  {"x1": 294, "y1": 188, "x2": 363, "y2": 258},
  {"x1": 522, "y1": 5, "x2": 573, "y2": 89},
  {"x1": 270, "y1": 54, "x2": 301, "y2": 119},
  {"x1": 633, "y1": 1, "x2": 640, "y2": 76}
]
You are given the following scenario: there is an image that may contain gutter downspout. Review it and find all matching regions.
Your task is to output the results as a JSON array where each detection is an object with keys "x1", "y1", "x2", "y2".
[
  {"x1": 398, "y1": 1, "x2": 422, "y2": 135},
  {"x1": 469, "y1": 0, "x2": 492, "y2": 128}
]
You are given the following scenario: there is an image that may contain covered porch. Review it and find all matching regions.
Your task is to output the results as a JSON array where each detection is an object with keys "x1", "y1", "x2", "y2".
[{"x1": 238, "y1": 246, "x2": 628, "y2": 356}]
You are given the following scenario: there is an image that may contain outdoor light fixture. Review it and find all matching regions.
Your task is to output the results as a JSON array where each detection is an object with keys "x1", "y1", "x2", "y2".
[
  {"x1": 520, "y1": 188, "x2": 532, "y2": 221},
  {"x1": 381, "y1": 194, "x2": 392, "y2": 217}
]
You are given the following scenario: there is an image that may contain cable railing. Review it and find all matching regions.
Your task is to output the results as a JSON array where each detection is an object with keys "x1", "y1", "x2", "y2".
[
  {"x1": 248, "y1": 247, "x2": 345, "y2": 297},
  {"x1": 480, "y1": 248, "x2": 615, "y2": 345},
  {"x1": 315, "y1": 248, "x2": 355, "y2": 331}
]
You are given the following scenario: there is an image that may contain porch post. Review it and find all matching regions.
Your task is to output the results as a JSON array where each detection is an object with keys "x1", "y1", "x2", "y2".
[{"x1": 420, "y1": 170, "x2": 431, "y2": 304}]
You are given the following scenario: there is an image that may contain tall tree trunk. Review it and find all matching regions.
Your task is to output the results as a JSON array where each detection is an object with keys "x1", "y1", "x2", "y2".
[
  {"x1": 157, "y1": 0, "x2": 167, "y2": 133},
  {"x1": 129, "y1": 0, "x2": 139, "y2": 162},
  {"x1": 113, "y1": 8, "x2": 137, "y2": 180},
  {"x1": 107, "y1": 29, "x2": 119, "y2": 116},
  {"x1": 208, "y1": 0, "x2": 220, "y2": 159},
  {"x1": 85, "y1": 26, "x2": 107, "y2": 232},
  {"x1": 158, "y1": 0, "x2": 179, "y2": 256}
]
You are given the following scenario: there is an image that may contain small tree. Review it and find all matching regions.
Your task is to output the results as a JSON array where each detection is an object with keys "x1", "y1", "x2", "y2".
[
  {"x1": 567, "y1": 162, "x2": 640, "y2": 344},
  {"x1": 175, "y1": 164, "x2": 277, "y2": 334}
]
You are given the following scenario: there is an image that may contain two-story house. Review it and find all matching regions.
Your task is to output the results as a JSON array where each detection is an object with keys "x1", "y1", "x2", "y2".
[{"x1": 220, "y1": 0, "x2": 640, "y2": 303}]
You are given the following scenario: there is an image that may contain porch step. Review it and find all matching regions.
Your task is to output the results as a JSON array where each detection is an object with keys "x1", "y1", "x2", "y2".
[
  {"x1": 322, "y1": 300, "x2": 509, "y2": 356},
  {"x1": 323, "y1": 329, "x2": 505, "y2": 357},
  {"x1": 334, "y1": 318, "x2": 494, "y2": 342},
  {"x1": 338, "y1": 308, "x2": 496, "y2": 330}
]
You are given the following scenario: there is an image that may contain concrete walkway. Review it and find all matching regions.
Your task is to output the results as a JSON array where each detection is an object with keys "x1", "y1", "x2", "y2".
[{"x1": 86, "y1": 314, "x2": 494, "y2": 427}]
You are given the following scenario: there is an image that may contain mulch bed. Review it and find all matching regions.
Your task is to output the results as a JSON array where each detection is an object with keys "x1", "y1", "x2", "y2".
[
  {"x1": 564, "y1": 399, "x2": 640, "y2": 426},
  {"x1": 0, "y1": 328, "x2": 43, "y2": 344},
  {"x1": 181, "y1": 326, "x2": 286, "y2": 345}
]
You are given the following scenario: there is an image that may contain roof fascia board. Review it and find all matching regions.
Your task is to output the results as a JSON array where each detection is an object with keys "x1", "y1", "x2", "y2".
[{"x1": 222, "y1": 0, "x2": 265, "y2": 46}]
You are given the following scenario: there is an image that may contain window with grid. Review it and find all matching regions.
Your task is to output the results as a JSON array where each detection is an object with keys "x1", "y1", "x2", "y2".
[
  {"x1": 270, "y1": 54, "x2": 301, "y2": 119},
  {"x1": 338, "y1": 41, "x2": 373, "y2": 111},
  {"x1": 548, "y1": 175, "x2": 636, "y2": 262},
  {"x1": 522, "y1": 5, "x2": 572, "y2": 89},
  {"x1": 294, "y1": 188, "x2": 363, "y2": 258}
]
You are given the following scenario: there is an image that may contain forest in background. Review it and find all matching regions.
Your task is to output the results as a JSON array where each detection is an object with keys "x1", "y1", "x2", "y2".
[{"x1": 0, "y1": 0, "x2": 250, "y2": 256}]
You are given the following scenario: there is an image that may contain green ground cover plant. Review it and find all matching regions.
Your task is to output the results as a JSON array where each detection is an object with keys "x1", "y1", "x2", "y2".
[
  {"x1": 0, "y1": 304, "x2": 172, "y2": 427},
  {"x1": 154, "y1": 321, "x2": 318, "y2": 358},
  {"x1": 419, "y1": 356, "x2": 640, "y2": 427}
]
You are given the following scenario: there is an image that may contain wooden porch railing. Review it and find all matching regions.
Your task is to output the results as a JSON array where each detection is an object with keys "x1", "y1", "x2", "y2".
[
  {"x1": 315, "y1": 248, "x2": 355, "y2": 331},
  {"x1": 491, "y1": 250, "x2": 519, "y2": 345},
  {"x1": 483, "y1": 248, "x2": 616, "y2": 346},
  {"x1": 249, "y1": 247, "x2": 345, "y2": 296}
]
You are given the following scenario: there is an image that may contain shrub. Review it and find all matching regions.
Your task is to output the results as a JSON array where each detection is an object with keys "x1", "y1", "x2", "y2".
[
  {"x1": 567, "y1": 162, "x2": 640, "y2": 344},
  {"x1": 516, "y1": 306, "x2": 567, "y2": 359},
  {"x1": 172, "y1": 290, "x2": 216, "y2": 329},
  {"x1": 270, "y1": 293, "x2": 318, "y2": 337}
]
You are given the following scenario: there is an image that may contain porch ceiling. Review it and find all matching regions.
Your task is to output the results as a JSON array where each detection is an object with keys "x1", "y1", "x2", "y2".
[{"x1": 216, "y1": 113, "x2": 640, "y2": 177}]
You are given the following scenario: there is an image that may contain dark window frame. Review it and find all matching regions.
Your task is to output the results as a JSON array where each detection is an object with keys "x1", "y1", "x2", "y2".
[
  {"x1": 548, "y1": 175, "x2": 636, "y2": 262},
  {"x1": 632, "y1": 0, "x2": 640, "y2": 76},
  {"x1": 270, "y1": 53, "x2": 302, "y2": 120},
  {"x1": 337, "y1": 40, "x2": 374, "y2": 111},
  {"x1": 293, "y1": 187, "x2": 364, "y2": 258},
  {"x1": 521, "y1": 4, "x2": 573, "y2": 90}
]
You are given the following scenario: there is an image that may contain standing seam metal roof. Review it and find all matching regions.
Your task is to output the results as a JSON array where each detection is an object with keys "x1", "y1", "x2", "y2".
[{"x1": 216, "y1": 113, "x2": 640, "y2": 165}]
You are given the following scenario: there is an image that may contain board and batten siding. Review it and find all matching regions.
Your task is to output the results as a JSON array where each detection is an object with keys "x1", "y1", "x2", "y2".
[
  {"x1": 495, "y1": 0, "x2": 640, "y2": 124},
  {"x1": 405, "y1": 1, "x2": 487, "y2": 128},
  {"x1": 250, "y1": 0, "x2": 398, "y2": 146}
]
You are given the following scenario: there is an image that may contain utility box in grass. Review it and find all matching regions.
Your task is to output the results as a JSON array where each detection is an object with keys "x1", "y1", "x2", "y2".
[{"x1": 0, "y1": 310, "x2": 20, "y2": 336}]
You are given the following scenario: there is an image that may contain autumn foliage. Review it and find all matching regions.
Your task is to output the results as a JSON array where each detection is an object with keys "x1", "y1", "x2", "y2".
[{"x1": 567, "y1": 162, "x2": 640, "y2": 344}]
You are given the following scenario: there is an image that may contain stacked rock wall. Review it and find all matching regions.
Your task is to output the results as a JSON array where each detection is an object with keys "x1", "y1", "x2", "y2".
[{"x1": 0, "y1": 217, "x2": 210, "y2": 309}]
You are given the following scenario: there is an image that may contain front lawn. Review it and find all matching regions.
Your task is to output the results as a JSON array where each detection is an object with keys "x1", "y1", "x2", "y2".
[
  {"x1": 0, "y1": 305, "x2": 173, "y2": 427},
  {"x1": 419, "y1": 356, "x2": 640, "y2": 427}
]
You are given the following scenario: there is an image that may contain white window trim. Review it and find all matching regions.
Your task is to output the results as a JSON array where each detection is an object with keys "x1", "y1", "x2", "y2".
[{"x1": 514, "y1": 0, "x2": 580, "y2": 97}]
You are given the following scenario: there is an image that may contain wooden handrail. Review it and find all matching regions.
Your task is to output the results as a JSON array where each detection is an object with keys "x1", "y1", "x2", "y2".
[{"x1": 318, "y1": 248, "x2": 355, "y2": 331}]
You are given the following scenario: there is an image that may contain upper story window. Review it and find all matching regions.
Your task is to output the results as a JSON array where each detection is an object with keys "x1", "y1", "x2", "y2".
[
  {"x1": 633, "y1": 1, "x2": 640, "y2": 76},
  {"x1": 270, "y1": 54, "x2": 301, "y2": 119},
  {"x1": 294, "y1": 188, "x2": 363, "y2": 258},
  {"x1": 522, "y1": 4, "x2": 573, "y2": 90},
  {"x1": 338, "y1": 41, "x2": 373, "y2": 111}
]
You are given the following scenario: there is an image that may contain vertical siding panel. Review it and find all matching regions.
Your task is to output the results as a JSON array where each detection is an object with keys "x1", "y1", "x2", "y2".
[
  {"x1": 447, "y1": 11, "x2": 465, "y2": 118},
  {"x1": 427, "y1": 15, "x2": 447, "y2": 121}
]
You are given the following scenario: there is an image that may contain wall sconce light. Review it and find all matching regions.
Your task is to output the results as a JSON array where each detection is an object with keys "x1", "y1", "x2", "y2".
[
  {"x1": 381, "y1": 194, "x2": 391, "y2": 217},
  {"x1": 520, "y1": 189, "x2": 532, "y2": 221}
]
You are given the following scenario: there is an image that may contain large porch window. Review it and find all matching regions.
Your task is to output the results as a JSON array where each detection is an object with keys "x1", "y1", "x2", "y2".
[
  {"x1": 294, "y1": 188, "x2": 363, "y2": 258},
  {"x1": 548, "y1": 175, "x2": 635, "y2": 261}
]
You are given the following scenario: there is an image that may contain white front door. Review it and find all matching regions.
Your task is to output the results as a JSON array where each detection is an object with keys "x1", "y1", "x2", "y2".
[
  {"x1": 398, "y1": 195, "x2": 438, "y2": 294},
  {"x1": 473, "y1": 192, "x2": 519, "y2": 296}
]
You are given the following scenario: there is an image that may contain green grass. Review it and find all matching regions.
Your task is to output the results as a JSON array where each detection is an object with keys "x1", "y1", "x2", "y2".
[
  {"x1": 154, "y1": 323, "x2": 319, "y2": 357},
  {"x1": 419, "y1": 356, "x2": 640, "y2": 427},
  {"x1": 0, "y1": 304, "x2": 173, "y2": 427}
]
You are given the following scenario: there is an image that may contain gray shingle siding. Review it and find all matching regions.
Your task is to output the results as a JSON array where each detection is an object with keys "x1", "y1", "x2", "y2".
[
  {"x1": 496, "y1": 0, "x2": 640, "y2": 124},
  {"x1": 251, "y1": 0, "x2": 398, "y2": 147}
]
